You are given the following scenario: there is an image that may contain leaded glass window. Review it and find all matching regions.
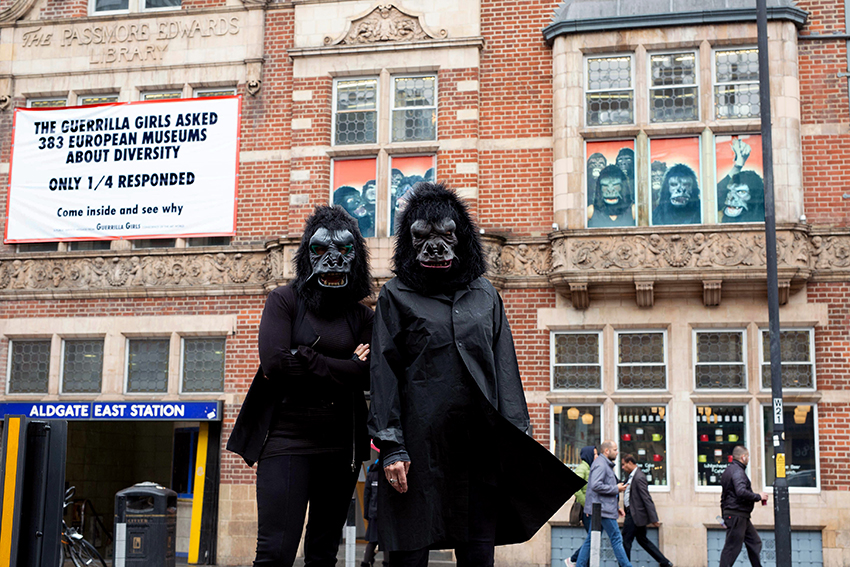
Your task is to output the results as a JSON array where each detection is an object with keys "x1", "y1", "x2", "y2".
[
  {"x1": 79, "y1": 95, "x2": 119, "y2": 106},
  {"x1": 334, "y1": 78, "x2": 378, "y2": 145},
  {"x1": 760, "y1": 329, "x2": 814, "y2": 389},
  {"x1": 127, "y1": 339, "x2": 170, "y2": 393},
  {"x1": 391, "y1": 75, "x2": 437, "y2": 142},
  {"x1": 28, "y1": 98, "x2": 66, "y2": 108},
  {"x1": 195, "y1": 88, "x2": 237, "y2": 98},
  {"x1": 714, "y1": 48, "x2": 760, "y2": 119},
  {"x1": 144, "y1": 0, "x2": 181, "y2": 9},
  {"x1": 552, "y1": 332, "x2": 601, "y2": 390},
  {"x1": 93, "y1": 0, "x2": 128, "y2": 11},
  {"x1": 8, "y1": 340, "x2": 50, "y2": 394},
  {"x1": 649, "y1": 52, "x2": 698, "y2": 123},
  {"x1": 142, "y1": 92, "x2": 181, "y2": 101},
  {"x1": 62, "y1": 339, "x2": 104, "y2": 394},
  {"x1": 616, "y1": 331, "x2": 666, "y2": 389},
  {"x1": 586, "y1": 55, "x2": 634, "y2": 126},
  {"x1": 182, "y1": 338, "x2": 225, "y2": 393},
  {"x1": 694, "y1": 331, "x2": 746, "y2": 389}
]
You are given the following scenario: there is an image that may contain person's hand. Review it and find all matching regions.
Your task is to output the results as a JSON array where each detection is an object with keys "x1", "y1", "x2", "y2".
[
  {"x1": 354, "y1": 344, "x2": 370, "y2": 362},
  {"x1": 384, "y1": 461, "x2": 410, "y2": 494},
  {"x1": 617, "y1": 482, "x2": 627, "y2": 492},
  {"x1": 618, "y1": 508, "x2": 625, "y2": 517},
  {"x1": 732, "y1": 138, "x2": 751, "y2": 168},
  {"x1": 650, "y1": 522, "x2": 660, "y2": 528},
  {"x1": 760, "y1": 492, "x2": 769, "y2": 502}
]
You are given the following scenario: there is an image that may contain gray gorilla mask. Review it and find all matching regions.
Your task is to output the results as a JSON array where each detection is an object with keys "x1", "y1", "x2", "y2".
[
  {"x1": 411, "y1": 218, "x2": 458, "y2": 269},
  {"x1": 668, "y1": 176, "x2": 694, "y2": 207},
  {"x1": 308, "y1": 227, "x2": 356, "y2": 287},
  {"x1": 724, "y1": 183, "x2": 751, "y2": 218}
]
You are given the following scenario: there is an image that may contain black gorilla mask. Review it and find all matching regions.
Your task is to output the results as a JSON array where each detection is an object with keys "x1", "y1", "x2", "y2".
[
  {"x1": 308, "y1": 227, "x2": 356, "y2": 288},
  {"x1": 411, "y1": 218, "x2": 458, "y2": 269}
]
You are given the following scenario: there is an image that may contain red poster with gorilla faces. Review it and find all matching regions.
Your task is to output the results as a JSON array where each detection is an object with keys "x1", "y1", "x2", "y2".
[
  {"x1": 585, "y1": 140, "x2": 636, "y2": 228},
  {"x1": 715, "y1": 134, "x2": 764, "y2": 223},
  {"x1": 649, "y1": 137, "x2": 702, "y2": 226},
  {"x1": 390, "y1": 155, "x2": 436, "y2": 235},
  {"x1": 332, "y1": 158, "x2": 377, "y2": 238}
]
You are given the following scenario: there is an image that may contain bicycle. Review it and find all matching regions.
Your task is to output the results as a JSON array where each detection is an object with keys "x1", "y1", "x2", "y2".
[{"x1": 61, "y1": 487, "x2": 107, "y2": 567}]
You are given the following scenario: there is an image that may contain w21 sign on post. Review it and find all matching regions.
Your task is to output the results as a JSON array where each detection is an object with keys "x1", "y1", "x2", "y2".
[{"x1": 4, "y1": 96, "x2": 241, "y2": 243}]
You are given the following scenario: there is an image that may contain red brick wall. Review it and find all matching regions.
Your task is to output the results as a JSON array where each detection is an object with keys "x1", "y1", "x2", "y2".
[
  {"x1": 479, "y1": 148, "x2": 554, "y2": 234},
  {"x1": 40, "y1": 0, "x2": 87, "y2": 19}
]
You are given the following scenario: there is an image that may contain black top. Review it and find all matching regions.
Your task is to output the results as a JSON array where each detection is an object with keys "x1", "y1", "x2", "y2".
[{"x1": 720, "y1": 460, "x2": 762, "y2": 517}]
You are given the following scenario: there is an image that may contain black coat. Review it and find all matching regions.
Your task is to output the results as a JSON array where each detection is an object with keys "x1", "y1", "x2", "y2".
[
  {"x1": 226, "y1": 285, "x2": 374, "y2": 466},
  {"x1": 369, "y1": 277, "x2": 583, "y2": 551},
  {"x1": 720, "y1": 460, "x2": 761, "y2": 517},
  {"x1": 626, "y1": 468, "x2": 658, "y2": 527}
]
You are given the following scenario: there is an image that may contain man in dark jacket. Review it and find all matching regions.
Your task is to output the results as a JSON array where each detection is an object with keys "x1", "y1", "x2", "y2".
[
  {"x1": 719, "y1": 446, "x2": 769, "y2": 567},
  {"x1": 620, "y1": 454, "x2": 673, "y2": 567},
  {"x1": 370, "y1": 183, "x2": 583, "y2": 566},
  {"x1": 574, "y1": 441, "x2": 632, "y2": 567}
]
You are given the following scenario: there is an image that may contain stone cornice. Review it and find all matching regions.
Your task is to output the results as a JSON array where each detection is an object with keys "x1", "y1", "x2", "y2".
[{"x1": 1, "y1": 227, "x2": 848, "y2": 303}]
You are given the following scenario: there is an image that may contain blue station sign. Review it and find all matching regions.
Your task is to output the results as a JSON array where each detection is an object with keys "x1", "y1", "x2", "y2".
[{"x1": 0, "y1": 401, "x2": 221, "y2": 421}]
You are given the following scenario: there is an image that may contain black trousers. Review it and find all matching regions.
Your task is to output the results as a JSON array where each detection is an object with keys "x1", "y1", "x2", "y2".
[
  {"x1": 254, "y1": 453, "x2": 358, "y2": 567},
  {"x1": 621, "y1": 509, "x2": 671, "y2": 566},
  {"x1": 388, "y1": 482, "x2": 497, "y2": 567},
  {"x1": 719, "y1": 514, "x2": 762, "y2": 567}
]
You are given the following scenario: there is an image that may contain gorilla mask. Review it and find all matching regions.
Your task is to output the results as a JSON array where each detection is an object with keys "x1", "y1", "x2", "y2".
[
  {"x1": 668, "y1": 175, "x2": 695, "y2": 207},
  {"x1": 723, "y1": 183, "x2": 751, "y2": 218},
  {"x1": 411, "y1": 218, "x2": 458, "y2": 269},
  {"x1": 308, "y1": 227, "x2": 356, "y2": 288}
]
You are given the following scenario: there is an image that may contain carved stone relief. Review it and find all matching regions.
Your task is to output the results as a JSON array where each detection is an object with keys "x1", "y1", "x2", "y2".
[{"x1": 325, "y1": 4, "x2": 447, "y2": 46}]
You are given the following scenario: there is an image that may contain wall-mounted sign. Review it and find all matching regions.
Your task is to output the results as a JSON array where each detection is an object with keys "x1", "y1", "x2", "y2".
[
  {"x1": 5, "y1": 96, "x2": 240, "y2": 243},
  {"x1": 0, "y1": 401, "x2": 222, "y2": 421}
]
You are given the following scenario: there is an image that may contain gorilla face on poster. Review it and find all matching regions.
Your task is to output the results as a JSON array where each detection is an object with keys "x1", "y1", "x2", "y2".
[
  {"x1": 586, "y1": 152, "x2": 607, "y2": 205},
  {"x1": 652, "y1": 163, "x2": 701, "y2": 225},
  {"x1": 720, "y1": 171, "x2": 765, "y2": 223},
  {"x1": 588, "y1": 165, "x2": 635, "y2": 227},
  {"x1": 333, "y1": 185, "x2": 374, "y2": 237}
]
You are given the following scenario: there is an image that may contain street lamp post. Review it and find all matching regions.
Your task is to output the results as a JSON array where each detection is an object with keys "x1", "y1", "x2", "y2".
[{"x1": 755, "y1": 0, "x2": 792, "y2": 563}]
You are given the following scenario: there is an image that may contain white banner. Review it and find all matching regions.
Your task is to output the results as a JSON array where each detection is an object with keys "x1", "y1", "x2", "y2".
[{"x1": 5, "y1": 96, "x2": 241, "y2": 243}]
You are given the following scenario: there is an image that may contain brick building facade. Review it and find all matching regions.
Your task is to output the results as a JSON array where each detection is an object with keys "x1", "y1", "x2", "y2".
[{"x1": 0, "y1": 0, "x2": 847, "y2": 565}]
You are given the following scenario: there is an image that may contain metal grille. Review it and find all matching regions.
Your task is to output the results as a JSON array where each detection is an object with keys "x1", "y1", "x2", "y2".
[
  {"x1": 715, "y1": 48, "x2": 760, "y2": 119},
  {"x1": 127, "y1": 339, "x2": 170, "y2": 393},
  {"x1": 586, "y1": 56, "x2": 633, "y2": 126},
  {"x1": 553, "y1": 333, "x2": 601, "y2": 389},
  {"x1": 695, "y1": 331, "x2": 746, "y2": 389},
  {"x1": 617, "y1": 332, "x2": 666, "y2": 389},
  {"x1": 650, "y1": 52, "x2": 698, "y2": 122},
  {"x1": 62, "y1": 340, "x2": 104, "y2": 394},
  {"x1": 392, "y1": 76, "x2": 437, "y2": 142},
  {"x1": 761, "y1": 330, "x2": 814, "y2": 389},
  {"x1": 182, "y1": 338, "x2": 225, "y2": 393},
  {"x1": 335, "y1": 79, "x2": 378, "y2": 145},
  {"x1": 9, "y1": 340, "x2": 51, "y2": 394}
]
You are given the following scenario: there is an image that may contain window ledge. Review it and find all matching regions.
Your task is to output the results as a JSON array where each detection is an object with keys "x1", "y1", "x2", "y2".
[{"x1": 288, "y1": 37, "x2": 485, "y2": 59}]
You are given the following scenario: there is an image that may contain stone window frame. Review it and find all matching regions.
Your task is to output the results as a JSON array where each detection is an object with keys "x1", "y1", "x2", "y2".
[
  {"x1": 692, "y1": 328, "x2": 749, "y2": 392},
  {"x1": 59, "y1": 337, "x2": 106, "y2": 395},
  {"x1": 5, "y1": 337, "x2": 53, "y2": 395},
  {"x1": 615, "y1": 402, "x2": 671, "y2": 491},
  {"x1": 549, "y1": 404, "x2": 604, "y2": 470},
  {"x1": 760, "y1": 403, "x2": 820, "y2": 493},
  {"x1": 614, "y1": 329, "x2": 668, "y2": 392},
  {"x1": 550, "y1": 330, "x2": 604, "y2": 392},
  {"x1": 694, "y1": 403, "x2": 752, "y2": 492},
  {"x1": 647, "y1": 49, "x2": 701, "y2": 124},
  {"x1": 88, "y1": 0, "x2": 181, "y2": 16},
  {"x1": 178, "y1": 336, "x2": 227, "y2": 395},
  {"x1": 758, "y1": 327, "x2": 816, "y2": 392}
]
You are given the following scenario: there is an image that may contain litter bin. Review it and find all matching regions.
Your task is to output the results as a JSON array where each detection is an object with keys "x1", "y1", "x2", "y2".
[{"x1": 114, "y1": 482, "x2": 177, "y2": 567}]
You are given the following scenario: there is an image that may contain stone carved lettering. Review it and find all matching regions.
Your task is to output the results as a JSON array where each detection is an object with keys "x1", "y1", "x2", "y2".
[{"x1": 326, "y1": 4, "x2": 447, "y2": 46}]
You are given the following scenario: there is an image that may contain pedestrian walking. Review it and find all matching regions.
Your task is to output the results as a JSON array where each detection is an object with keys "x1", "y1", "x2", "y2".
[
  {"x1": 574, "y1": 441, "x2": 633, "y2": 567},
  {"x1": 620, "y1": 454, "x2": 673, "y2": 567},
  {"x1": 565, "y1": 446, "x2": 596, "y2": 567},
  {"x1": 719, "y1": 446, "x2": 768, "y2": 567}
]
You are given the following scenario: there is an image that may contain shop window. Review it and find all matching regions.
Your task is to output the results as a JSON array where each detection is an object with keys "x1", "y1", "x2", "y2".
[
  {"x1": 142, "y1": 91, "x2": 182, "y2": 101},
  {"x1": 126, "y1": 339, "x2": 170, "y2": 393},
  {"x1": 334, "y1": 78, "x2": 378, "y2": 145},
  {"x1": 28, "y1": 98, "x2": 66, "y2": 108},
  {"x1": 617, "y1": 405, "x2": 668, "y2": 486},
  {"x1": 181, "y1": 338, "x2": 225, "y2": 393},
  {"x1": 68, "y1": 241, "x2": 112, "y2": 251},
  {"x1": 760, "y1": 329, "x2": 815, "y2": 390},
  {"x1": 763, "y1": 404, "x2": 818, "y2": 489},
  {"x1": 61, "y1": 339, "x2": 104, "y2": 394},
  {"x1": 7, "y1": 340, "x2": 51, "y2": 394},
  {"x1": 696, "y1": 405, "x2": 746, "y2": 488},
  {"x1": 693, "y1": 330, "x2": 746, "y2": 390},
  {"x1": 552, "y1": 332, "x2": 602, "y2": 390},
  {"x1": 649, "y1": 51, "x2": 699, "y2": 123},
  {"x1": 194, "y1": 88, "x2": 237, "y2": 98},
  {"x1": 391, "y1": 76, "x2": 437, "y2": 142},
  {"x1": 714, "y1": 48, "x2": 760, "y2": 120},
  {"x1": 79, "y1": 95, "x2": 119, "y2": 106},
  {"x1": 172, "y1": 427, "x2": 198, "y2": 497},
  {"x1": 616, "y1": 331, "x2": 666, "y2": 390},
  {"x1": 552, "y1": 406, "x2": 601, "y2": 469},
  {"x1": 585, "y1": 55, "x2": 634, "y2": 126}
]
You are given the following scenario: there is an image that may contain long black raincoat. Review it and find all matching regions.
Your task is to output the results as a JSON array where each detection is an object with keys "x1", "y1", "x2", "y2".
[{"x1": 369, "y1": 276, "x2": 584, "y2": 552}]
